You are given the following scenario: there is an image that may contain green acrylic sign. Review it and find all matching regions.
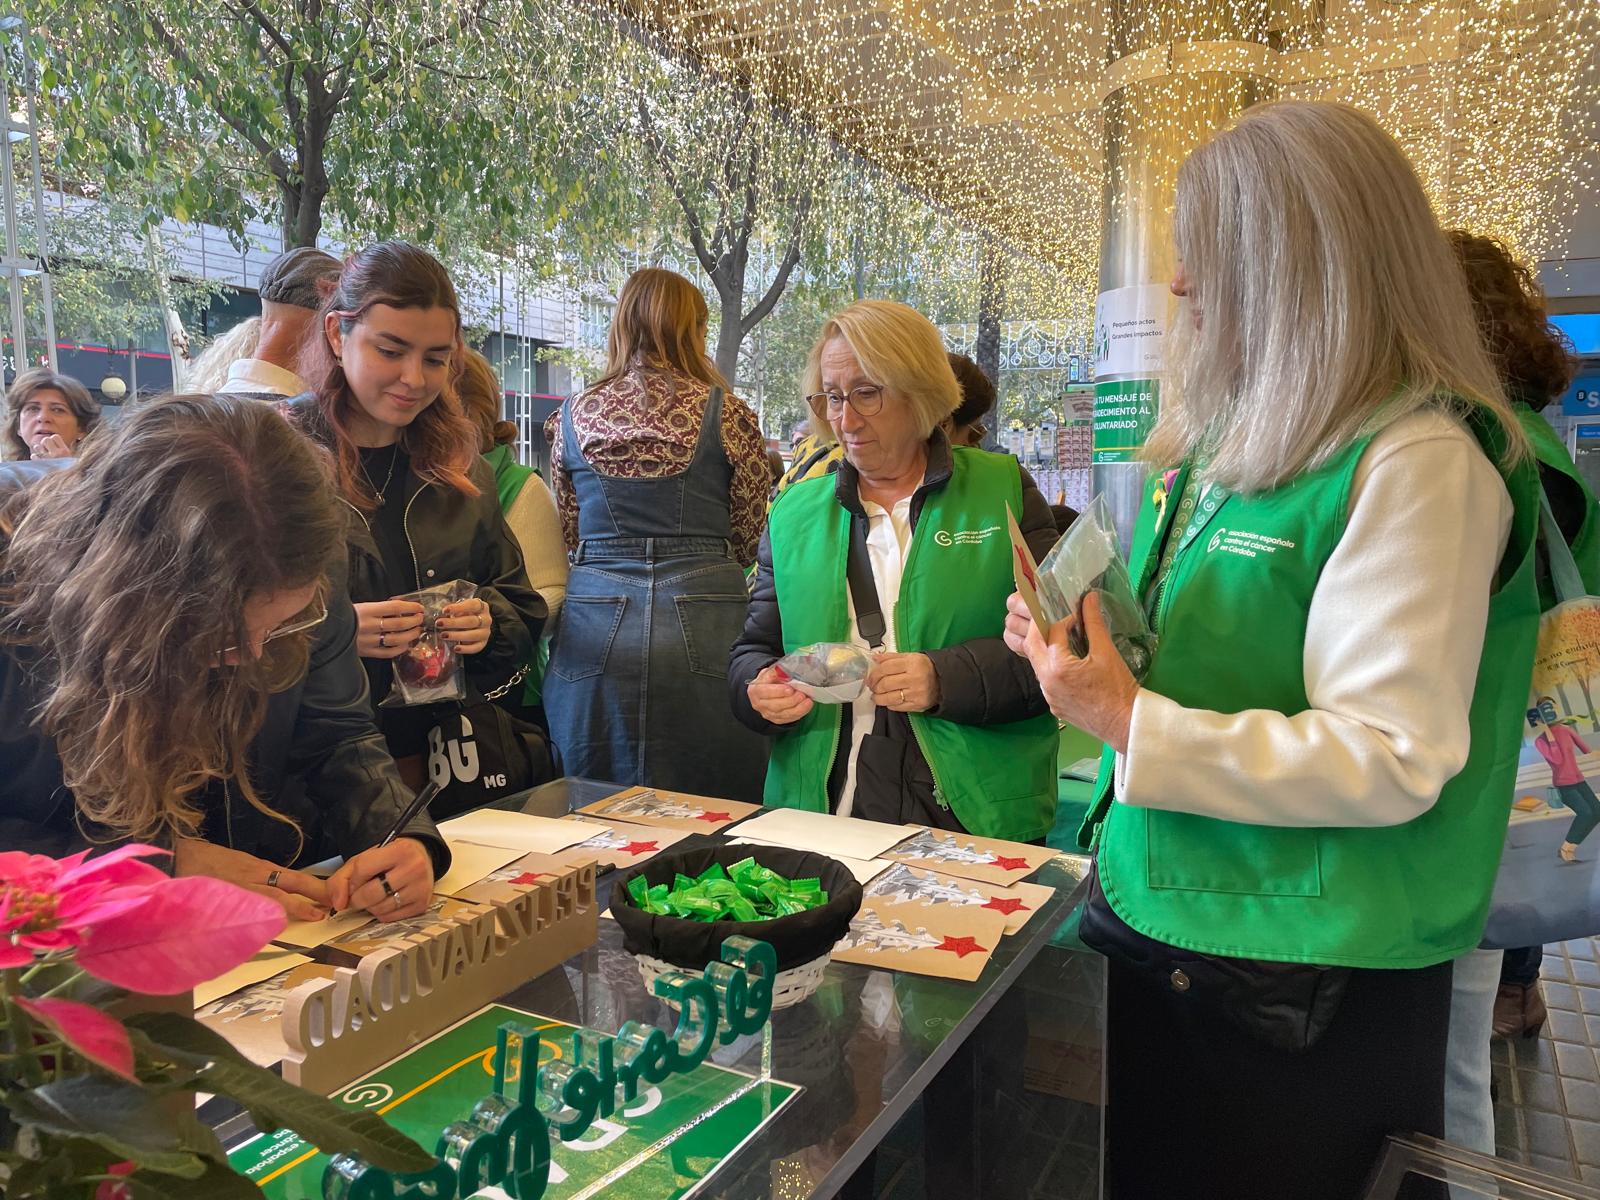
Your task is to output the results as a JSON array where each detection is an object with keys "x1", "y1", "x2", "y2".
[
  {"x1": 230, "y1": 938, "x2": 790, "y2": 1200},
  {"x1": 1092, "y1": 378, "x2": 1160, "y2": 464}
]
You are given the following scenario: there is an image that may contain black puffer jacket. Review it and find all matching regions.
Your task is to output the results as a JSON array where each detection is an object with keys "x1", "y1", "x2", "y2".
[
  {"x1": 0, "y1": 460, "x2": 449, "y2": 872},
  {"x1": 727, "y1": 434, "x2": 1059, "y2": 826}
]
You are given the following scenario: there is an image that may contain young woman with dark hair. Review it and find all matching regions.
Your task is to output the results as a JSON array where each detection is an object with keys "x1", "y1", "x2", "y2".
[
  {"x1": 0, "y1": 394, "x2": 447, "y2": 921},
  {"x1": 294, "y1": 242, "x2": 547, "y2": 790}
]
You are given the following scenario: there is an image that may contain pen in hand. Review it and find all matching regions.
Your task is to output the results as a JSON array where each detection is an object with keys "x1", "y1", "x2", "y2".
[{"x1": 329, "y1": 780, "x2": 442, "y2": 917}]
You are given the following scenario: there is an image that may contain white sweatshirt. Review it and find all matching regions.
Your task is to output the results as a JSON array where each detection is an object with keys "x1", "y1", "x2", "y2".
[{"x1": 1114, "y1": 408, "x2": 1514, "y2": 828}]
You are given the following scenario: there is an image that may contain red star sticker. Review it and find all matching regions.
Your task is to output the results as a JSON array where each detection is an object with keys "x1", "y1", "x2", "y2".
[
  {"x1": 981, "y1": 896, "x2": 1029, "y2": 916},
  {"x1": 622, "y1": 840, "x2": 659, "y2": 856},
  {"x1": 695, "y1": 811, "x2": 733, "y2": 823},
  {"x1": 992, "y1": 855, "x2": 1031, "y2": 872},
  {"x1": 510, "y1": 872, "x2": 553, "y2": 885},
  {"x1": 936, "y1": 935, "x2": 988, "y2": 958}
]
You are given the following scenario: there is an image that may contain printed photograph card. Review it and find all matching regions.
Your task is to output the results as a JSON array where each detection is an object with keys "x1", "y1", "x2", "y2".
[
  {"x1": 831, "y1": 896, "x2": 1007, "y2": 983},
  {"x1": 577, "y1": 786, "x2": 762, "y2": 832},
  {"x1": 879, "y1": 827, "x2": 1060, "y2": 886}
]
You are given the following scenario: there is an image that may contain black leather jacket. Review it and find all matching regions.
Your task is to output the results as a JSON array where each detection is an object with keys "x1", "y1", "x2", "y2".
[
  {"x1": 340, "y1": 454, "x2": 547, "y2": 705},
  {"x1": 0, "y1": 459, "x2": 449, "y2": 872}
]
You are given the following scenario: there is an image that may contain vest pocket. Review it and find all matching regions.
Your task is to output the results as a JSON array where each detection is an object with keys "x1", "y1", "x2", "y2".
[
  {"x1": 675, "y1": 594, "x2": 750, "y2": 679},
  {"x1": 548, "y1": 595, "x2": 627, "y2": 682},
  {"x1": 1146, "y1": 811, "x2": 1323, "y2": 897}
]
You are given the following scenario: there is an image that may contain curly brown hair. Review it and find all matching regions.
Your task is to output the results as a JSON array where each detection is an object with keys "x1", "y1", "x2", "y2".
[
  {"x1": 298, "y1": 241, "x2": 480, "y2": 508},
  {"x1": 0, "y1": 394, "x2": 343, "y2": 845},
  {"x1": 1448, "y1": 230, "x2": 1576, "y2": 410}
]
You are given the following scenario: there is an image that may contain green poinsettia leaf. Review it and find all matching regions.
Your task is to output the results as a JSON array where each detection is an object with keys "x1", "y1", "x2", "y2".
[
  {"x1": 120, "y1": 1157, "x2": 265, "y2": 1199},
  {"x1": 128, "y1": 1013, "x2": 434, "y2": 1175},
  {"x1": 5, "y1": 1078, "x2": 209, "y2": 1177}
]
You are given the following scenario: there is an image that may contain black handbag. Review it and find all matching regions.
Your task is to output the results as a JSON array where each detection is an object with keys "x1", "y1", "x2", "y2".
[
  {"x1": 424, "y1": 668, "x2": 554, "y2": 819},
  {"x1": 1079, "y1": 861, "x2": 1352, "y2": 1055}
]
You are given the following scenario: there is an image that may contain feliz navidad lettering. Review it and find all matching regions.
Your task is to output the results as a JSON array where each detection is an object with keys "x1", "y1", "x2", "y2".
[{"x1": 322, "y1": 936, "x2": 778, "y2": 1200}]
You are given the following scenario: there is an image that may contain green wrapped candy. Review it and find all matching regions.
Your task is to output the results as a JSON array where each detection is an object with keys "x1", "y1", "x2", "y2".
[{"x1": 640, "y1": 859, "x2": 834, "y2": 922}]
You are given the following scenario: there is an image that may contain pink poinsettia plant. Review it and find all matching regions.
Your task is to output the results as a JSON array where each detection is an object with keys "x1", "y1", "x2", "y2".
[{"x1": 0, "y1": 845, "x2": 434, "y2": 1199}]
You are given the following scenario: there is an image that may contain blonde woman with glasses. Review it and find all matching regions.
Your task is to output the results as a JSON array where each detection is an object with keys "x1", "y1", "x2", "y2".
[
  {"x1": 731, "y1": 300, "x2": 1059, "y2": 841},
  {"x1": 1005, "y1": 101, "x2": 1541, "y2": 1197}
]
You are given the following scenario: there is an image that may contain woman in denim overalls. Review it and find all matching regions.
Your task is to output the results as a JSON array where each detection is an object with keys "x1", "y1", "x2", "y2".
[{"x1": 544, "y1": 269, "x2": 768, "y2": 802}]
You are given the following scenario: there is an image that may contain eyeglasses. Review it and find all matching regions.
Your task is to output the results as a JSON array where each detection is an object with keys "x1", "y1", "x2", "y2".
[
  {"x1": 805, "y1": 385, "x2": 885, "y2": 420},
  {"x1": 220, "y1": 593, "x2": 330, "y2": 658}
]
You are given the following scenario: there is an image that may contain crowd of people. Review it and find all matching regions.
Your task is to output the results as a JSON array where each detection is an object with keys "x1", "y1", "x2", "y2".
[{"x1": 0, "y1": 97, "x2": 1592, "y2": 1196}]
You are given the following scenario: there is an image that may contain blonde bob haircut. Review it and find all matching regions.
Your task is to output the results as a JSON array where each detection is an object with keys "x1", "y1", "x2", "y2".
[
  {"x1": 1148, "y1": 100, "x2": 1527, "y2": 492},
  {"x1": 803, "y1": 300, "x2": 961, "y2": 446}
]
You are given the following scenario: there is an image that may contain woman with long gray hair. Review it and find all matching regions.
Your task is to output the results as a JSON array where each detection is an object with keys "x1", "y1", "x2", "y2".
[{"x1": 1006, "y1": 101, "x2": 1540, "y2": 1196}]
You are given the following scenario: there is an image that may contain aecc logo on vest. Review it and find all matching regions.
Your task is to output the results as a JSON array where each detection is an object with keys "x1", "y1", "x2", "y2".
[
  {"x1": 934, "y1": 525, "x2": 1001, "y2": 547},
  {"x1": 1206, "y1": 527, "x2": 1298, "y2": 558}
]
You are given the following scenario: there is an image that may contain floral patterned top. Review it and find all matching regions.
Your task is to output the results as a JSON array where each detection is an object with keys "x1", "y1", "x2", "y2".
[{"x1": 544, "y1": 366, "x2": 768, "y2": 567}]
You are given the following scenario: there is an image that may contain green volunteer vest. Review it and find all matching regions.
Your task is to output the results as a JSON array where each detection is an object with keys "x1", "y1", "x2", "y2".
[
  {"x1": 1083, "y1": 409, "x2": 1541, "y2": 968},
  {"x1": 484, "y1": 443, "x2": 533, "y2": 511},
  {"x1": 765, "y1": 448, "x2": 1058, "y2": 841},
  {"x1": 1516, "y1": 402, "x2": 1600, "y2": 599}
]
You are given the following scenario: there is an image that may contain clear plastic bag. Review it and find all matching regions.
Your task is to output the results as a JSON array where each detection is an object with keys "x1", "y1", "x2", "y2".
[
  {"x1": 1036, "y1": 494, "x2": 1157, "y2": 680},
  {"x1": 380, "y1": 579, "x2": 477, "y2": 707},
  {"x1": 773, "y1": 641, "x2": 874, "y2": 704}
]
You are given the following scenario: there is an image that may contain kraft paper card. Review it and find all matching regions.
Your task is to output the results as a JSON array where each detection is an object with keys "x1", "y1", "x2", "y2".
[
  {"x1": 831, "y1": 896, "x2": 1007, "y2": 983},
  {"x1": 437, "y1": 809, "x2": 611, "y2": 855},
  {"x1": 275, "y1": 907, "x2": 375, "y2": 949},
  {"x1": 1007, "y1": 506, "x2": 1049, "y2": 632},
  {"x1": 724, "y1": 838, "x2": 892, "y2": 887},
  {"x1": 432, "y1": 839, "x2": 526, "y2": 898},
  {"x1": 452, "y1": 852, "x2": 572, "y2": 906},
  {"x1": 879, "y1": 827, "x2": 1060, "y2": 886},
  {"x1": 322, "y1": 898, "x2": 488, "y2": 957},
  {"x1": 555, "y1": 818, "x2": 691, "y2": 871},
  {"x1": 197, "y1": 961, "x2": 339, "y2": 1067},
  {"x1": 577, "y1": 786, "x2": 762, "y2": 832},
  {"x1": 733, "y1": 807, "x2": 919, "y2": 862},
  {"x1": 193, "y1": 949, "x2": 313, "y2": 1009},
  {"x1": 864, "y1": 863, "x2": 1054, "y2": 936}
]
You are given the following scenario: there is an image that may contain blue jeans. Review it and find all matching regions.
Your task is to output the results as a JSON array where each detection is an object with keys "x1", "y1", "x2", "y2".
[{"x1": 1444, "y1": 947, "x2": 1503, "y2": 1155}]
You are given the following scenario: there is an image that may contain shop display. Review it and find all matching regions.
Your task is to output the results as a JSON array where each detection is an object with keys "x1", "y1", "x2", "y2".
[
  {"x1": 578, "y1": 785, "x2": 763, "y2": 832},
  {"x1": 382, "y1": 579, "x2": 477, "y2": 707},
  {"x1": 772, "y1": 641, "x2": 873, "y2": 702},
  {"x1": 831, "y1": 896, "x2": 1008, "y2": 982},
  {"x1": 231, "y1": 943, "x2": 797, "y2": 1200}
]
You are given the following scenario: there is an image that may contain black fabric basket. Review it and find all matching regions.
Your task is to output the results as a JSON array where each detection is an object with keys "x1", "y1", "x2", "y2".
[{"x1": 610, "y1": 845, "x2": 863, "y2": 973}]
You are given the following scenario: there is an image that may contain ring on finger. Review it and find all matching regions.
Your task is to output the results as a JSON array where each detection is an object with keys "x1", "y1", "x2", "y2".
[
  {"x1": 379, "y1": 632, "x2": 388, "y2": 648},
  {"x1": 266, "y1": 868, "x2": 281, "y2": 889},
  {"x1": 900, "y1": 688, "x2": 907, "y2": 705},
  {"x1": 379, "y1": 617, "x2": 387, "y2": 633},
  {"x1": 392, "y1": 888, "x2": 404, "y2": 910}
]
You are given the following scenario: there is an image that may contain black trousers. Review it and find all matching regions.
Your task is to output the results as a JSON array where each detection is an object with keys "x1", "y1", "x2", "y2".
[{"x1": 1107, "y1": 956, "x2": 1453, "y2": 1200}]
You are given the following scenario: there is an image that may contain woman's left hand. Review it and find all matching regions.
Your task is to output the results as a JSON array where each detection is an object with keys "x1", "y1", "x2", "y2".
[
  {"x1": 29, "y1": 433, "x2": 74, "y2": 459},
  {"x1": 438, "y1": 597, "x2": 492, "y2": 655},
  {"x1": 1004, "y1": 590, "x2": 1139, "y2": 752},
  {"x1": 868, "y1": 652, "x2": 941, "y2": 713},
  {"x1": 329, "y1": 837, "x2": 436, "y2": 921}
]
